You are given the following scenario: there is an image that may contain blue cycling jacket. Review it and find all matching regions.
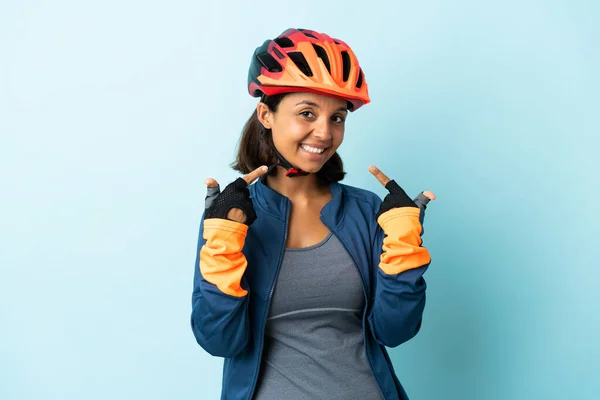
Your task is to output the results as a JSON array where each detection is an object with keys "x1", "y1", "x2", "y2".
[{"x1": 191, "y1": 177, "x2": 431, "y2": 399}]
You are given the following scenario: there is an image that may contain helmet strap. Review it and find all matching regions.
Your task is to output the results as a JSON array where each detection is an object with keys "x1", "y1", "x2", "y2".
[{"x1": 261, "y1": 129, "x2": 309, "y2": 178}]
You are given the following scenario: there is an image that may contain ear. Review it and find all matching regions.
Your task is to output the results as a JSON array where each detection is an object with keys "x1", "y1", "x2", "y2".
[{"x1": 256, "y1": 102, "x2": 272, "y2": 130}]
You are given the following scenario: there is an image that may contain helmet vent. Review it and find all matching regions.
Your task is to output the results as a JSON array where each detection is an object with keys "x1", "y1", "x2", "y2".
[
  {"x1": 257, "y1": 52, "x2": 283, "y2": 73},
  {"x1": 341, "y1": 51, "x2": 351, "y2": 82},
  {"x1": 288, "y1": 52, "x2": 313, "y2": 77},
  {"x1": 274, "y1": 37, "x2": 294, "y2": 48},
  {"x1": 273, "y1": 47, "x2": 285, "y2": 59},
  {"x1": 312, "y1": 44, "x2": 331, "y2": 73},
  {"x1": 356, "y1": 69, "x2": 364, "y2": 88},
  {"x1": 298, "y1": 28, "x2": 318, "y2": 39}
]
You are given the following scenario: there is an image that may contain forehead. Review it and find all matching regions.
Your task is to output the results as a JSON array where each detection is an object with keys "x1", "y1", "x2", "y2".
[{"x1": 280, "y1": 92, "x2": 347, "y2": 110}]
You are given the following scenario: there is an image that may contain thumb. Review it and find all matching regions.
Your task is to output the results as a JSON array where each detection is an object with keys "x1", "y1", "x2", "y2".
[
  {"x1": 204, "y1": 178, "x2": 220, "y2": 209},
  {"x1": 413, "y1": 191, "x2": 436, "y2": 210}
]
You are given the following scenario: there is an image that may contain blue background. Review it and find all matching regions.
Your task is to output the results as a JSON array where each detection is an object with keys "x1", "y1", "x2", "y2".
[{"x1": 1, "y1": 1, "x2": 598, "y2": 399}]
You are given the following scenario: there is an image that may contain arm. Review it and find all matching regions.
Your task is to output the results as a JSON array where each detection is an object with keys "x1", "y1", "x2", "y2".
[
  {"x1": 368, "y1": 206, "x2": 431, "y2": 348},
  {"x1": 189, "y1": 168, "x2": 267, "y2": 358},
  {"x1": 191, "y1": 214, "x2": 251, "y2": 358}
]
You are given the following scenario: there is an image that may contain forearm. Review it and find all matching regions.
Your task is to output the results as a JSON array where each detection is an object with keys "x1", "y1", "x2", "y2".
[
  {"x1": 370, "y1": 207, "x2": 431, "y2": 347},
  {"x1": 190, "y1": 217, "x2": 252, "y2": 357}
]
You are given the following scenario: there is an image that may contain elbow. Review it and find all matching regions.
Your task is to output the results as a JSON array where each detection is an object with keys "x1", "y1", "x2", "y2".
[
  {"x1": 189, "y1": 280, "x2": 251, "y2": 358},
  {"x1": 378, "y1": 317, "x2": 423, "y2": 348},
  {"x1": 190, "y1": 314, "x2": 248, "y2": 358},
  {"x1": 370, "y1": 297, "x2": 426, "y2": 348},
  {"x1": 193, "y1": 333, "x2": 247, "y2": 358}
]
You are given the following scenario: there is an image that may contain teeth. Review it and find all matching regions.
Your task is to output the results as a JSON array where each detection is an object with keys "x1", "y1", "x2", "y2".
[{"x1": 301, "y1": 144, "x2": 325, "y2": 154}]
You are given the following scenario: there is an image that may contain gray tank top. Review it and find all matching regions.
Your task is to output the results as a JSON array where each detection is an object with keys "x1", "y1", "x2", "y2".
[{"x1": 253, "y1": 232, "x2": 384, "y2": 399}]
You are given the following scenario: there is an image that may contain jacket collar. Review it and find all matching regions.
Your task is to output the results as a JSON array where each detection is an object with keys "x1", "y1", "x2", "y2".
[{"x1": 251, "y1": 176, "x2": 344, "y2": 226}]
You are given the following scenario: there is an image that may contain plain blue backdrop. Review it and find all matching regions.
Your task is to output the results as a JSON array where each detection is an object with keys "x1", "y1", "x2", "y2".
[{"x1": 1, "y1": 1, "x2": 598, "y2": 399}]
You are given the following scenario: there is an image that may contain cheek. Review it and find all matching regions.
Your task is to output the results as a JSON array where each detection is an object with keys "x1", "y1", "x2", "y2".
[
  {"x1": 332, "y1": 129, "x2": 345, "y2": 149},
  {"x1": 272, "y1": 121, "x2": 307, "y2": 147}
]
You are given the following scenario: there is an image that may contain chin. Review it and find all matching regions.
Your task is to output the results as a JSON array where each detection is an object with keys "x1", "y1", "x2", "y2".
[
  {"x1": 302, "y1": 167, "x2": 322, "y2": 174},
  {"x1": 295, "y1": 161, "x2": 329, "y2": 174}
]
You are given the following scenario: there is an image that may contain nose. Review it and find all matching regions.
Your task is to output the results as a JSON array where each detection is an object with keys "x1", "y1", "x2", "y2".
[{"x1": 313, "y1": 117, "x2": 332, "y2": 141}]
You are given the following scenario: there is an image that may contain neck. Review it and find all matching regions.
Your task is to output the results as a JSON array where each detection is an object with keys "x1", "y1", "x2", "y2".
[{"x1": 265, "y1": 167, "x2": 328, "y2": 199}]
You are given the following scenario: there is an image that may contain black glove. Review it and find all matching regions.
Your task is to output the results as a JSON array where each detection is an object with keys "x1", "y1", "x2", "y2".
[
  {"x1": 376, "y1": 180, "x2": 431, "y2": 220},
  {"x1": 204, "y1": 178, "x2": 257, "y2": 226}
]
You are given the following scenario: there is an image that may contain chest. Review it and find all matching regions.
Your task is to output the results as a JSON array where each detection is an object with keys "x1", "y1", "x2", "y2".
[
  {"x1": 244, "y1": 200, "x2": 377, "y2": 302},
  {"x1": 285, "y1": 198, "x2": 331, "y2": 249},
  {"x1": 268, "y1": 233, "x2": 366, "y2": 318}
]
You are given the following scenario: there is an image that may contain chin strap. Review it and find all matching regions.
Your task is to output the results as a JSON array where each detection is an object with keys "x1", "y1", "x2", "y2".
[{"x1": 262, "y1": 131, "x2": 310, "y2": 178}]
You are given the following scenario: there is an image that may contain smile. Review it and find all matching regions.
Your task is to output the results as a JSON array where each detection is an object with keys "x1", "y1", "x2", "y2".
[{"x1": 300, "y1": 144, "x2": 327, "y2": 154}]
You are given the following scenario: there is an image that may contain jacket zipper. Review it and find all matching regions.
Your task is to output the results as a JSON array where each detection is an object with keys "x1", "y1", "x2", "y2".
[
  {"x1": 321, "y1": 218, "x2": 387, "y2": 400},
  {"x1": 247, "y1": 199, "x2": 291, "y2": 400}
]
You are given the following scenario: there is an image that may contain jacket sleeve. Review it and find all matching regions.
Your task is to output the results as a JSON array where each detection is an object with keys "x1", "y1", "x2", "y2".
[
  {"x1": 190, "y1": 214, "x2": 251, "y2": 357},
  {"x1": 368, "y1": 206, "x2": 431, "y2": 348}
]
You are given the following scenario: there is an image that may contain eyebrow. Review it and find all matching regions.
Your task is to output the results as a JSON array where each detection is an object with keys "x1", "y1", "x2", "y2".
[{"x1": 295, "y1": 100, "x2": 348, "y2": 112}]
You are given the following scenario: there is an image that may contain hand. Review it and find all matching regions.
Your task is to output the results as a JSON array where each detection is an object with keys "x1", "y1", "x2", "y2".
[
  {"x1": 204, "y1": 166, "x2": 269, "y2": 225},
  {"x1": 368, "y1": 165, "x2": 435, "y2": 220}
]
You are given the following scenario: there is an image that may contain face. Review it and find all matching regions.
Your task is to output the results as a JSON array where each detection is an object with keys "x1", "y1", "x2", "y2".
[{"x1": 258, "y1": 92, "x2": 348, "y2": 173}]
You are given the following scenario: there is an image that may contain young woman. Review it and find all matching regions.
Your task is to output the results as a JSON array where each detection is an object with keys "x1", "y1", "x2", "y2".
[{"x1": 191, "y1": 28, "x2": 435, "y2": 400}]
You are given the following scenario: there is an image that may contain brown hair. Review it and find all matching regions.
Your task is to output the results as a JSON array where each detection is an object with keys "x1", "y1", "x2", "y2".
[{"x1": 231, "y1": 93, "x2": 346, "y2": 185}]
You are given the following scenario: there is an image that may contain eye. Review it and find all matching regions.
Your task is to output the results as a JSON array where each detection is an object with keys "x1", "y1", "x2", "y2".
[
  {"x1": 300, "y1": 111, "x2": 314, "y2": 118},
  {"x1": 332, "y1": 114, "x2": 346, "y2": 124}
]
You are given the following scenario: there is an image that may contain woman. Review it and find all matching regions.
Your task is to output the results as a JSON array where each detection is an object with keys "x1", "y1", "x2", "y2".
[{"x1": 191, "y1": 28, "x2": 435, "y2": 400}]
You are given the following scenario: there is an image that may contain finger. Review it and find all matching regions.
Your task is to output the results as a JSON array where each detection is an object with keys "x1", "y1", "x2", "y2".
[
  {"x1": 242, "y1": 165, "x2": 269, "y2": 185},
  {"x1": 413, "y1": 193, "x2": 430, "y2": 210},
  {"x1": 413, "y1": 191, "x2": 436, "y2": 211},
  {"x1": 226, "y1": 208, "x2": 247, "y2": 224},
  {"x1": 423, "y1": 191, "x2": 436, "y2": 200},
  {"x1": 205, "y1": 188, "x2": 220, "y2": 209},
  {"x1": 204, "y1": 178, "x2": 221, "y2": 210},
  {"x1": 204, "y1": 178, "x2": 219, "y2": 188},
  {"x1": 368, "y1": 165, "x2": 391, "y2": 187}
]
